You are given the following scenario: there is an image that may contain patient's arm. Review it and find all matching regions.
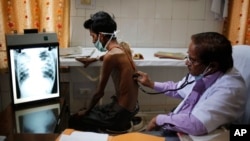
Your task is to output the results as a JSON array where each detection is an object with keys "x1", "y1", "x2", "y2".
[
  {"x1": 76, "y1": 55, "x2": 104, "y2": 68},
  {"x1": 75, "y1": 57, "x2": 98, "y2": 68}
]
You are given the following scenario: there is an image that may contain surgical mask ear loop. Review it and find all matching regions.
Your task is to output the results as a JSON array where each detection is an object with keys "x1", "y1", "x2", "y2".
[
  {"x1": 104, "y1": 34, "x2": 114, "y2": 50},
  {"x1": 101, "y1": 30, "x2": 120, "y2": 50},
  {"x1": 195, "y1": 64, "x2": 211, "y2": 81}
]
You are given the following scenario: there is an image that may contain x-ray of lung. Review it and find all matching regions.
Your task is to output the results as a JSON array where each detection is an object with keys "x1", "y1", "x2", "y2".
[
  {"x1": 15, "y1": 104, "x2": 60, "y2": 133},
  {"x1": 13, "y1": 47, "x2": 58, "y2": 99},
  {"x1": 8, "y1": 45, "x2": 60, "y2": 105},
  {"x1": 6, "y1": 33, "x2": 60, "y2": 105}
]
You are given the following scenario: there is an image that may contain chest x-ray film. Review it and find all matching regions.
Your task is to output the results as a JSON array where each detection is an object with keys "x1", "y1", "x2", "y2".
[
  {"x1": 15, "y1": 103, "x2": 60, "y2": 133},
  {"x1": 6, "y1": 33, "x2": 60, "y2": 105}
]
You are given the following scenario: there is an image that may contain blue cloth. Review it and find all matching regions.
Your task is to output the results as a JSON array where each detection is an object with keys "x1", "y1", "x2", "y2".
[{"x1": 142, "y1": 130, "x2": 180, "y2": 141}]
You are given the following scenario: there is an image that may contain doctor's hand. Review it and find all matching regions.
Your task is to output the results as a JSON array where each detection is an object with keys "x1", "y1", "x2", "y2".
[
  {"x1": 134, "y1": 71, "x2": 154, "y2": 89},
  {"x1": 75, "y1": 57, "x2": 98, "y2": 68}
]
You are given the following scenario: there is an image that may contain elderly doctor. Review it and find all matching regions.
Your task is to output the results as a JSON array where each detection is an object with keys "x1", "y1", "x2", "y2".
[{"x1": 135, "y1": 32, "x2": 246, "y2": 137}]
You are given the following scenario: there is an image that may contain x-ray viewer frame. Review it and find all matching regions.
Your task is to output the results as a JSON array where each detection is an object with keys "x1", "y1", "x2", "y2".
[{"x1": 6, "y1": 33, "x2": 60, "y2": 106}]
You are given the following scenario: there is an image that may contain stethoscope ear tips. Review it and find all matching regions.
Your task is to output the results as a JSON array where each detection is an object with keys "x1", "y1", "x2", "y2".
[{"x1": 132, "y1": 73, "x2": 140, "y2": 79}]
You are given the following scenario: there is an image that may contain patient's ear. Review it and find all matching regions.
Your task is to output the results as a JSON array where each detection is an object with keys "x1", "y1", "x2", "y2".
[{"x1": 99, "y1": 33, "x2": 109, "y2": 42}]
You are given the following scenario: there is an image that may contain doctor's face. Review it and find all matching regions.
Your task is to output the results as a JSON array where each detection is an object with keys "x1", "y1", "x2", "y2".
[{"x1": 186, "y1": 40, "x2": 207, "y2": 76}]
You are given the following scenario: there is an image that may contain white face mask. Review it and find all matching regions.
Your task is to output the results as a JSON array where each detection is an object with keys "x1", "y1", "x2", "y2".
[
  {"x1": 194, "y1": 64, "x2": 211, "y2": 81},
  {"x1": 94, "y1": 35, "x2": 107, "y2": 52}
]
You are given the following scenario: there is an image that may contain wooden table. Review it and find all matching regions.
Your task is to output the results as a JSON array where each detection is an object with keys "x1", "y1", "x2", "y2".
[{"x1": 5, "y1": 134, "x2": 59, "y2": 141}]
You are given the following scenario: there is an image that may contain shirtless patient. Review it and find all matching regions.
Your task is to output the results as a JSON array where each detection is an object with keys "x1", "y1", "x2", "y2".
[{"x1": 68, "y1": 11, "x2": 139, "y2": 133}]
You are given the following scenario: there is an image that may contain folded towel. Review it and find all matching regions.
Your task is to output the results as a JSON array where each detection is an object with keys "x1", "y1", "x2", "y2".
[{"x1": 211, "y1": 0, "x2": 228, "y2": 20}]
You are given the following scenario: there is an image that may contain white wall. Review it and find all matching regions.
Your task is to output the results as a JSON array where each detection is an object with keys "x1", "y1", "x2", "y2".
[{"x1": 70, "y1": 0, "x2": 224, "y2": 48}]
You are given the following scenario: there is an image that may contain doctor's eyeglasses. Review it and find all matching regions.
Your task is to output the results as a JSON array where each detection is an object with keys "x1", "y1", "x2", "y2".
[{"x1": 185, "y1": 55, "x2": 200, "y2": 65}]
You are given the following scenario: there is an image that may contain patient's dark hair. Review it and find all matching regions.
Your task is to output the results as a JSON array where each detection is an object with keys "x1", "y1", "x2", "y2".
[
  {"x1": 84, "y1": 11, "x2": 117, "y2": 35},
  {"x1": 191, "y1": 32, "x2": 233, "y2": 73}
]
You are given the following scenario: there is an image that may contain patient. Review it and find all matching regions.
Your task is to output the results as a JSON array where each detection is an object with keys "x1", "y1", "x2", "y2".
[
  {"x1": 68, "y1": 11, "x2": 139, "y2": 133},
  {"x1": 135, "y1": 32, "x2": 246, "y2": 139}
]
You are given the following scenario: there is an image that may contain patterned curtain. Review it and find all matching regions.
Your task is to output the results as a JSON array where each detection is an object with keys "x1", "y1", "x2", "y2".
[
  {"x1": 0, "y1": 0, "x2": 69, "y2": 72},
  {"x1": 223, "y1": 0, "x2": 250, "y2": 45}
]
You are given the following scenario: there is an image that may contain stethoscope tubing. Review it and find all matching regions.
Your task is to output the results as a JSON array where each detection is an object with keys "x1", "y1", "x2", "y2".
[{"x1": 138, "y1": 73, "x2": 195, "y2": 95}]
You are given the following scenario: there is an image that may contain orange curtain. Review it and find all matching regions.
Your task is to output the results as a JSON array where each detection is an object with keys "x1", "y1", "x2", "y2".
[
  {"x1": 223, "y1": 0, "x2": 250, "y2": 45},
  {"x1": 0, "y1": 0, "x2": 69, "y2": 72}
]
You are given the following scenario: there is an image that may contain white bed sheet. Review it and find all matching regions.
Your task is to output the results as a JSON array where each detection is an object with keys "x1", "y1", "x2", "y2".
[{"x1": 60, "y1": 47, "x2": 187, "y2": 67}]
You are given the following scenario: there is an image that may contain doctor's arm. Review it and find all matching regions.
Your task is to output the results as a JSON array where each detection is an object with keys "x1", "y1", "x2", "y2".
[{"x1": 153, "y1": 112, "x2": 207, "y2": 136}]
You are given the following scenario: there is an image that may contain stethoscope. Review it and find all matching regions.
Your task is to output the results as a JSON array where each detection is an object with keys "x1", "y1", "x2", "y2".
[{"x1": 138, "y1": 73, "x2": 195, "y2": 95}]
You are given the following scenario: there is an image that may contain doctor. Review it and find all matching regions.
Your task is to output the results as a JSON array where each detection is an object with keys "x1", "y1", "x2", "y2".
[{"x1": 135, "y1": 32, "x2": 246, "y2": 136}]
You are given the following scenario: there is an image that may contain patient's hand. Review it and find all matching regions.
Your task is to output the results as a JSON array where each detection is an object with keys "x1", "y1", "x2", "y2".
[
  {"x1": 77, "y1": 110, "x2": 87, "y2": 116},
  {"x1": 75, "y1": 57, "x2": 97, "y2": 68},
  {"x1": 77, "y1": 107, "x2": 88, "y2": 116},
  {"x1": 146, "y1": 116, "x2": 158, "y2": 131}
]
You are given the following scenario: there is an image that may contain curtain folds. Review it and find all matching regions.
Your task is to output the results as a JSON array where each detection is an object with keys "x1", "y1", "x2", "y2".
[
  {"x1": 0, "y1": 0, "x2": 69, "y2": 71},
  {"x1": 223, "y1": 0, "x2": 250, "y2": 46}
]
